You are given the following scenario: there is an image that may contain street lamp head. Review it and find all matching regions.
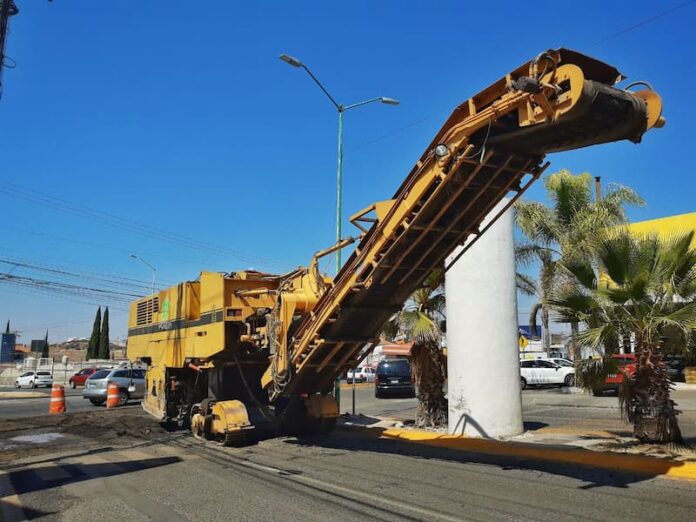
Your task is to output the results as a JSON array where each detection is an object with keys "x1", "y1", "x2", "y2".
[
  {"x1": 279, "y1": 53, "x2": 303, "y2": 68},
  {"x1": 380, "y1": 97, "x2": 400, "y2": 106}
]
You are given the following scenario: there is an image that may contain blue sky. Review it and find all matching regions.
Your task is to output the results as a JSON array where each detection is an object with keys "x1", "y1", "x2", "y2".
[{"x1": 1, "y1": 1, "x2": 694, "y2": 342}]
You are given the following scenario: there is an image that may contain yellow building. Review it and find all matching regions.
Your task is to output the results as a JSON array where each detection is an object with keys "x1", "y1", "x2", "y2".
[
  {"x1": 628, "y1": 212, "x2": 696, "y2": 245},
  {"x1": 627, "y1": 212, "x2": 696, "y2": 360}
]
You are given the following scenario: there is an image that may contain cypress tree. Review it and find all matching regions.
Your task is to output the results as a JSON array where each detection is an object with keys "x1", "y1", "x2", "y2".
[
  {"x1": 42, "y1": 330, "x2": 49, "y2": 358},
  {"x1": 88, "y1": 307, "x2": 101, "y2": 360},
  {"x1": 98, "y1": 307, "x2": 110, "y2": 360}
]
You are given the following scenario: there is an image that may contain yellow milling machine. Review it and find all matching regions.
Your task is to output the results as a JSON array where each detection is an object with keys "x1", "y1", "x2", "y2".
[{"x1": 127, "y1": 49, "x2": 665, "y2": 445}]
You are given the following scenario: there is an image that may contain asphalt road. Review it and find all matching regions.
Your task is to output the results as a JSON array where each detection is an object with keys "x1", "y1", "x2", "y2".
[
  {"x1": 3, "y1": 385, "x2": 696, "y2": 440},
  {"x1": 0, "y1": 387, "x2": 140, "y2": 419},
  {"x1": 339, "y1": 384, "x2": 696, "y2": 438},
  {"x1": 4, "y1": 386, "x2": 696, "y2": 520},
  {"x1": 4, "y1": 427, "x2": 696, "y2": 521}
]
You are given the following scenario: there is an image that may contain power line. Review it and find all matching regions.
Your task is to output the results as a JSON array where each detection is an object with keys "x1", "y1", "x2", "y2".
[
  {"x1": 343, "y1": 3, "x2": 693, "y2": 161},
  {"x1": 0, "y1": 284, "x2": 129, "y2": 312},
  {"x1": 11, "y1": 312, "x2": 127, "y2": 335},
  {"x1": 0, "y1": 182, "x2": 294, "y2": 272},
  {"x1": 345, "y1": 111, "x2": 447, "y2": 156},
  {"x1": 0, "y1": 257, "x2": 158, "y2": 293},
  {"x1": 591, "y1": 0, "x2": 696, "y2": 47},
  {"x1": 0, "y1": 224, "x2": 240, "y2": 273}
]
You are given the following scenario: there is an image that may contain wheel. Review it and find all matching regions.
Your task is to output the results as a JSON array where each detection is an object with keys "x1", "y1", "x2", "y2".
[
  {"x1": 89, "y1": 398, "x2": 105, "y2": 406},
  {"x1": 70, "y1": 380, "x2": 77, "y2": 389},
  {"x1": 15, "y1": 381, "x2": 20, "y2": 388},
  {"x1": 375, "y1": 389, "x2": 382, "y2": 399},
  {"x1": 119, "y1": 389, "x2": 129, "y2": 406},
  {"x1": 520, "y1": 377, "x2": 527, "y2": 390},
  {"x1": 592, "y1": 388, "x2": 603, "y2": 397},
  {"x1": 564, "y1": 374, "x2": 575, "y2": 387}
]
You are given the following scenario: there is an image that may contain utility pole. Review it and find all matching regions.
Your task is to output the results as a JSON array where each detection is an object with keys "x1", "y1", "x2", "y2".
[
  {"x1": 278, "y1": 53, "x2": 399, "y2": 275},
  {"x1": 279, "y1": 53, "x2": 399, "y2": 410},
  {"x1": 0, "y1": 0, "x2": 19, "y2": 99}
]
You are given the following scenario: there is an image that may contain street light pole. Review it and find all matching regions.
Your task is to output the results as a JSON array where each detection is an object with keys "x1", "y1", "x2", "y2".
[
  {"x1": 279, "y1": 53, "x2": 399, "y2": 275},
  {"x1": 129, "y1": 254, "x2": 156, "y2": 295},
  {"x1": 336, "y1": 107, "x2": 344, "y2": 275},
  {"x1": 279, "y1": 53, "x2": 399, "y2": 412}
]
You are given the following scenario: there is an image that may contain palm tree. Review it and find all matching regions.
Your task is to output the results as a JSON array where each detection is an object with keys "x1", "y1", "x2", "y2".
[
  {"x1": 515, "y1": 170, "x2": 644, "y2": 359},
  {"x1": 516, "y1": 245, "x2": 559, "y2": 351},
  {"x1": 383, "y1": 271, "x2": 447, "y2": 428},
  {"x1": 552, "y1": 230, "x2": 696, "y2": 443}
]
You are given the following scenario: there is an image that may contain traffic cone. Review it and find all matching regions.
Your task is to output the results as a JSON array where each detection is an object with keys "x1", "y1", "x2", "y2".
[
  {"x1": 106, "y1": 381, "x2": 121, "y2": 408},
  {"x1": 49, "y1": 384, "x2": 66, "y2": 414}
]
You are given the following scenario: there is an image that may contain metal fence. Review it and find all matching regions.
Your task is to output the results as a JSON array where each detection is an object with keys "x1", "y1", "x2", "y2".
[{"x1": 0, "y1": 357, "x2": 133, "y2": 386}]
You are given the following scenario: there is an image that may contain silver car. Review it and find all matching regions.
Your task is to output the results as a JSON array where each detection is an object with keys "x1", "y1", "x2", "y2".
[{"x1": 83, "y1": 368, "x2": 146, "y2": 406}]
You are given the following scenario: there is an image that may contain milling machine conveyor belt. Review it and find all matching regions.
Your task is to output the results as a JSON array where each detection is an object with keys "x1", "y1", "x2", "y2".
[{"x1": 269, "y1": 48, "x2": 663, "y2": 400}]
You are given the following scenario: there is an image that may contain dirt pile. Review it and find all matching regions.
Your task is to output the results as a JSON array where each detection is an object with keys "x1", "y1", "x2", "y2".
[{"x1": 0, "y1": 407, "x2": 171, "y2": 463}]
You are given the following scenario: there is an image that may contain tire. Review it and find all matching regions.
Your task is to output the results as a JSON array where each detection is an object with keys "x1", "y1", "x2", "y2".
[
  {"x1": 592, "y1": 388, "x2": 603, "y2": 397},
  {"x1": 564, "y1": 374, "x2": 575, "y2": 387},
  {"x1": 119, "y1": 389, "x2": 129, "y2": 406},
  {"x1": 89, "y1": 398, "x2": 105, "y2": 406},
  {"x1": 375, "y1": 389, "x2": 382, "y2": 399},
  {"x1": 70, "y1": 380, "x2": 77, "y2": 389},
  {"x1": 15, "y1": 381, "x2": 20, "y2": 389},
  {"x1": 520, "y1": 377, "x2": 527, "y2": 390}
]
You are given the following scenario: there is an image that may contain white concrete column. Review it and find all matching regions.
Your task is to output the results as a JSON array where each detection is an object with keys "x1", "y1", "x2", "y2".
[{"x1": 445, "y1": 198, "x2": 523, "y2": 438}]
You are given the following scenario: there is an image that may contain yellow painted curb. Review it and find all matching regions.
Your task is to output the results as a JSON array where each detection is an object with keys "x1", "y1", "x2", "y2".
[
  {"x1": 339, "y1": 382, "x2": 372, "y2": 390},
  {"x1": 370, "y1": 427, "x2": 696, "y2": 481},
  {"x1": 0, "y1": 391, "x2": 44, "y2": 399}
]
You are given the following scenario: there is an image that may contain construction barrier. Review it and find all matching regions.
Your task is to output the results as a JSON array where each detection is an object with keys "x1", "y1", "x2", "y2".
[
  {"x1": 106, "y1": 381, "x2": 121, "y2": 408},
  {"x1": 49, "y1": 384, "x2": 66, "y2": 414}
]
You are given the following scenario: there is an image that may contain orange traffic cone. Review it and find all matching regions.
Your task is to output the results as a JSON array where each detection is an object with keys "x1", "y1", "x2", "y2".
[
  {"x1": 49, "y1": 384, "x2": 66, "y2": 414},
  {"x1": 106, "y1": 381, "x2": 121, "y2": 408}
]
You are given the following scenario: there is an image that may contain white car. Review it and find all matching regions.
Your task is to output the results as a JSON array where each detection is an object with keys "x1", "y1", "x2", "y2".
[
  {"x1": 347, "y1": 366, "x2": 376, "y2": 383},
  {"x1": 520, "y1": 360, "x2": 574, "y2": 389},
  {"x1": 15, "y1": 371, "x2": 53, "y2": 389},
  {"x1": 548, "y1": 357, "x2": 574, "y2": 367}
]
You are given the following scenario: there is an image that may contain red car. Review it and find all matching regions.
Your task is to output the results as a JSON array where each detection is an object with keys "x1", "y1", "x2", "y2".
[
  {"x1": 68, "y1": 368, "x2": 98, "y2": 388},
  {"x1": 593, "y1": 354, "x2": 637, "y2": 396}
]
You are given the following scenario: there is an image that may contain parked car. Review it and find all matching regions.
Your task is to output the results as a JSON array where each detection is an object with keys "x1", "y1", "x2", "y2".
[
  {"x1": 83, "y1": 368, "x2": 146, "y2": 406},
  {"x1": 68, "y1": 368, "x2": 98, "y2": 389},
  {"x1": 375, "y1": 359, "x2": 414, "y2": 398},
  {"x1": 15, "y1": 371, "x2": 53, "y2": 389},
  {"x1": 347, "y1": 366, "x2": 376, "y2": 383},
  {"x1": 548, "y1": 357, "x2": 574, "y2": 367},
  {"x1": 593, "y1": 353, "x2": 637, "y2": 396},
  {"x1": 520, "y1": 359, "x2": 574, "y2": 389},
  {"x1": 665, "y1": 355, "x2": 685, "y2": 383}
]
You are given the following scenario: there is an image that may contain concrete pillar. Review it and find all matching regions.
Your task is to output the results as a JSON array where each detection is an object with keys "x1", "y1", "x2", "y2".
[{"x1": 445, "y1": 198, "x2": 523, "y2": 438}]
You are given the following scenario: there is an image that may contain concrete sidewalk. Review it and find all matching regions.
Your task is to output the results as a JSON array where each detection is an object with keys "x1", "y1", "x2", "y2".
[{"x1": 339, "y1": 413, "x2": 696, "y2": 482}]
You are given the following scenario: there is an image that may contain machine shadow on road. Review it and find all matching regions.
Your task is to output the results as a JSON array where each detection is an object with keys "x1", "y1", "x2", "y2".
[
  {"x1": 5, "y1": 456, "x2": 181, "y2": 497},
  {"x1": 288, "y1": 429, "x2": 670, "y2": 489}
]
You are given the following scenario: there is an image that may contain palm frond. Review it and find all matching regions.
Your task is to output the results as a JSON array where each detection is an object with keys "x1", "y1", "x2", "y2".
[{"x1": 516, "y1": 272, "x2": 538, "y2": 296}]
